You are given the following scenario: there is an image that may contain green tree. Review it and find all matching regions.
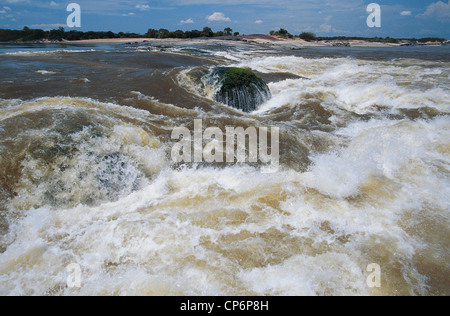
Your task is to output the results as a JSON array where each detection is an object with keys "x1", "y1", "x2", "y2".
[
  {"x1": 172, "y1": 30, "x2": 185, "y2": 38},
  {"x1": 271, "y1": 28, "x2": 292, "y2": 38},
  {"x1": 66, "y1": 30, "x2": 82, "y2": 41},
  {"x1": 299, "y1": 32, "x2": 316, "y2": 42},
  {"x1": 278, "y1": 28, "x2": 288, "y2": 36},
  {"x1": 48, "y1": 27, "x2": 65, "y2": 41},
  {"x1": 145, "y1": 28, "x2": 158, "y2": 38},
  {"x1": 201, "y1": 27, "x2": 214, "y2": 37},
  {"x1": 224, "y1": 27, "x2": 233, "y2": 36},
  {"x1": 186, "y1": 29, "x2": 202, "y2": 38},
  {"x1": 158, "y1": 28, "x2": 170, "y2": 39}
]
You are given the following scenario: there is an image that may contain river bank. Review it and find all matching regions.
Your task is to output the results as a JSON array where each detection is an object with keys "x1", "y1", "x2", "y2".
[{"x1": 68, "y1": 36, "x2": 407, "y2": 48}]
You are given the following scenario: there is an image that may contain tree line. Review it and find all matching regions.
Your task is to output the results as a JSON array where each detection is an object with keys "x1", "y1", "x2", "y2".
[
  {"x1": 0, "y1": 27, "x2": 240, "y2": 42},
  {"x1": 0, "y1": 27, "x2": 143, "y2": 42},
  {"x1": 269, "y1": 29, "x2": 447, "y2": 43},
  {"x1": 0, "y1": 26, "x2": 446, "y2": 43},
  {"x1": 145, "y1": 27, "x2": 240, "y2": 39}
]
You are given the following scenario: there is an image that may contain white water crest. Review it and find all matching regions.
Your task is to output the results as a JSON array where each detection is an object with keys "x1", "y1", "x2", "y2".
[{"x1": 237, "y1": 56, "x2": 450, "y2": 115}]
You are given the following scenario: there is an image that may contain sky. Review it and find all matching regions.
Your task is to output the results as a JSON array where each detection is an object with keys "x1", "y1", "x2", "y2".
[{"x1": 0, "y1": 0, "x2": 449, "y2": 38}]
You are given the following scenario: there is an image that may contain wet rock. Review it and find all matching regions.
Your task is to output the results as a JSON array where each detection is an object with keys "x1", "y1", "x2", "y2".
[{"x1": 210, "y1": 67, "x2": 271, "y2": 112}]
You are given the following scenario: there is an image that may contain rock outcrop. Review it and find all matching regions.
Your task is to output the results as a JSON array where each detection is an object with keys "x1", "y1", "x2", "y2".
[{"x1": 208, "y1": 67, "x2": 271, "y2": 112}]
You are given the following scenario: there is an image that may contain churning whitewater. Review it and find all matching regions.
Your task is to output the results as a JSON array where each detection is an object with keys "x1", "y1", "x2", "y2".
[{"x1": 0, "y1": 43, "x2": 449, "y2": 296}]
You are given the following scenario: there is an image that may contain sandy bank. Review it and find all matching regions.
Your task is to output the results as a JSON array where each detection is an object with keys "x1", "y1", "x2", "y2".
[{"x1": 69, "y1": 36, "x2": 403, "y2": 48}]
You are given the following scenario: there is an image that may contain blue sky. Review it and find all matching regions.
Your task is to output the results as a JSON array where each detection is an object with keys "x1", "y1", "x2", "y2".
[{"x1": 0, "y1": 0, "x2": 449, "y2": 38}]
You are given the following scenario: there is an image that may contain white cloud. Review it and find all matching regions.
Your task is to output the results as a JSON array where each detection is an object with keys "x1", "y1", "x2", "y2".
[
  {"x1": 136, "y1": 4, "x2": 150, "y2": 11},
  {"x1": 319, "y1": 23, "x2": 332, "y2": 33},
  {"x1": 121, "y1": 12, "x2": 135, "y2": 16},
  {"x1": 255, "y1": 20, "x2": 263, "y2": 24},
  {"x1": 418, "y1": 0, "x2": 450, "y2": 20},
  {"x1": 2, "y1": 0, "x2": 29, "y2": 3},
  {"x1": 1, "y1": 6, "x2": 11, "y2": 13},
  {"x1": 180, "y1": 18, "x2": 194, "y2": 24},
  {"x1": 206, "y1": 12, "x2": 231, "y2": 22},
  {"x1": 50, "y1": 1, "x2": 57, "y2": 7},
  {"x1": 400, "y1": 11, "x2": 411, "y2": 16},
  {"x1": 30, "y1": 23, "x2": 67, "y2": 30}
]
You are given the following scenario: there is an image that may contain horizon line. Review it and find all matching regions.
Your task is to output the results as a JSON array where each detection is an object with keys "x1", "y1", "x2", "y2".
[{"x1": 0, "y1": 27, "x2": 448, "y2": 41}]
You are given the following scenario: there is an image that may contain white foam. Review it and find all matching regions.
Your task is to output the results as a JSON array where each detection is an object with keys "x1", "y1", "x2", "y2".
[
  {"x1": 304, "y1": 118, "x2": 450, "y2": 200},
  {"x1": 2, "y1": 113, "x2": 448, "y2": 295},
  {"x1": 239, "y1": 56, "x2": 450, "y2": 114},
  {"x1": 4, "y1": 49, "x2": 98, "y2": 56},
  {"x1": 240, "y1": 254, "x2": 369, "y2": 296},
  {"x1": 213, "y1": 51, "x2": 243, "y2": 62},
  {"x1": 0, "y1": 97, "x2": 160, "y2": 123},
  {"x1": 36, "y1": 70, "x2": 57, "y2": 75}
]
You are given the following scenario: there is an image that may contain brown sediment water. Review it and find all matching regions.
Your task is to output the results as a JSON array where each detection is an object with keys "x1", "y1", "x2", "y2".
[{"x1": 0, "y1": 42, "x2": 448, "y2": 295}]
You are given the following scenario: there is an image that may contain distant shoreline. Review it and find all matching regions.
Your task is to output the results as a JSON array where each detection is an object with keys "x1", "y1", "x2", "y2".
[
  {"x1": 2, "y1": 33, "x2": 448, "y2": 48},
  {"x1": 2, "y1": 27, "x2": 447, "y2": 47},
  {"x1": 67, "y1": 36, "x2": 448, "y2": 48}
]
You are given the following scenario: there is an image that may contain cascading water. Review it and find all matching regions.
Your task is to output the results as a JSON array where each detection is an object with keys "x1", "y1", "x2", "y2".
[{"x1": 206, "y1": 67, "x2": 272, "y2": 112}]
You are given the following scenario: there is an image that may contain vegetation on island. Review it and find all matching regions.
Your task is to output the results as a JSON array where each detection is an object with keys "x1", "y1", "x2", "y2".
[
  {"x1": 0, "y1": 26, "x2": 447, "y2": 44},
  {"x1": 212, "y1": 67, "x2": 263, "y2": 91}
]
